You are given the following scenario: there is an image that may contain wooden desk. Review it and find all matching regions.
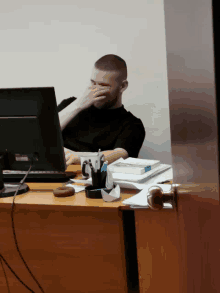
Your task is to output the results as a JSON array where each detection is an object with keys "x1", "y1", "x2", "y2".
[
  {"x1": 0, "y1": 165, "x2": 139, "y2": 293},
  {"x1": 120, "y1": 186, "x2": 180, "y2": 293},
  {"x1": 121, "y1": 184, "x2": 218, "y2": 293}
]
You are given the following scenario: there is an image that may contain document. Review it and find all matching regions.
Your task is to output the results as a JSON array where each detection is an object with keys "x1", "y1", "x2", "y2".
[{"x1": 65, "y1": 184, "x2": 86, "y2": 193}]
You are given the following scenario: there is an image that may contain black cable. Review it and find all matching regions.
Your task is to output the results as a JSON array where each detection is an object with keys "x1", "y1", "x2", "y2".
[
  {"x1": 0, "y1": 254, "x2": 34, "y2": 292},
  {"x1": 0, "y1": 164, "x2": 35, "y2": 292},
  {"x1": 11, "y1": 164, "x2": 45, "y2": 293},
  {"x1": 0, "y1": 255, "x2": 10, "y2": 293}
]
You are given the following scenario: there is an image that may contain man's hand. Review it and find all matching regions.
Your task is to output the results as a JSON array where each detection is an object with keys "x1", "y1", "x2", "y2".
[
  {"x1": 76, "y1": 85, "x2": 111, "y2": 110},
  {"x1": 64, "y1": 148, "x2": 80, "y2": 166}
]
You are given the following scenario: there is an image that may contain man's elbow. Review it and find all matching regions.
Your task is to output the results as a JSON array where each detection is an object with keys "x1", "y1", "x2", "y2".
[{"x1": 115, "y1": 148, "x2": 129, "y2": 159}]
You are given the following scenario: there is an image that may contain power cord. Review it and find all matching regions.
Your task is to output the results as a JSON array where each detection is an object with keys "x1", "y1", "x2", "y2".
[
  {"x1": 11, "y1": 163, "x2": 45, "y2": 293},
  {"x1": 0, "y1": 254, "x2": 34, "y2": 292},
  {"x1": 0, "y1": 163, "x2": 45, "y2": 293},
  {"x1": 0, "y1": 256, "x2": 10, "y2": 293}
]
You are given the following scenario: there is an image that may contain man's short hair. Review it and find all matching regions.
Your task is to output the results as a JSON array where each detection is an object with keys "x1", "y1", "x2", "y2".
[{"x1": 94, "y1": 54, "x2": 127, "y2": 81}]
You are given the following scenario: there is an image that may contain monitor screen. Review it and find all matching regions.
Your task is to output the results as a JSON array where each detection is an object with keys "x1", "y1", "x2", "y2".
[{"x1": 0, "y1": 87, "x2": 66, "y2": 172}]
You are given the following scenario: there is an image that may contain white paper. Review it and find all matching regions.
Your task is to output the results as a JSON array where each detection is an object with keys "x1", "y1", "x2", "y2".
[
  {"x1": 113, "y1": 181, "x2": 146, "y2": 190},
  {"x1": 153, "y1": 168, "x2": 173, "y2": 183},
  {"x1": 106, "y1": 167, "x2": 114, "y2": 189},
  {"x1": 123, "y1": 157, "x2": 159, "y2": 164},
  {"x1": 65, "y1": 184, "x2": 86, "y2": 193},
  {"x1": 122, "y1": 187, "x2": 150, "y2": 206},
  {"x1": 70, "y1": 178, "x2": 92, "y2": 184},
  {"x1": 130, "y1": 203, "x2": 173, "y2": 209},
  {"x1": 101, "y1": 184, "x2": 121, "y2": 202}
]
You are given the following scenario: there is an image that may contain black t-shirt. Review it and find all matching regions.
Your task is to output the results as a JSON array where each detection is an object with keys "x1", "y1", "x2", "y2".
[{"x1": 58, "y1": 97, "x2": 145, "y2": 158}]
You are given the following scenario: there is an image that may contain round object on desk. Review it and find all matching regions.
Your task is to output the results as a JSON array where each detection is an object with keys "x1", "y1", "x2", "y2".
[
  {"x1": 53, "y1": 187, "x2": 75, "y2": 197},
  {"x1": 147, "y1": 186, "x2": 164, "y2": 210}
]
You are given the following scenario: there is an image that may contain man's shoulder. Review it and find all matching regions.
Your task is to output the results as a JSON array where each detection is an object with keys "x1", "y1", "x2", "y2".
[{"x1": 122, "y1": 107, "x2": 144, "y2": 127}]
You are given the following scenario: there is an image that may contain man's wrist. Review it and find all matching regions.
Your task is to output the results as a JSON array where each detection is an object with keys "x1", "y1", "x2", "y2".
[{"x1": 74, "y1": 100, "x2": 85, "y2": 112}]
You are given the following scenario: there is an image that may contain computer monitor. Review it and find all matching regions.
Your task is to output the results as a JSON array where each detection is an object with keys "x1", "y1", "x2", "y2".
[{"x1": 0, "y1": 87, "x2": 75, "y2": 185}]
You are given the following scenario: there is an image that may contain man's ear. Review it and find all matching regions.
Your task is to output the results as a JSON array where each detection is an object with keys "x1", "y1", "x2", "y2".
[{"x1": 121, "y1": 80, "x2": 128, "y2": 92}]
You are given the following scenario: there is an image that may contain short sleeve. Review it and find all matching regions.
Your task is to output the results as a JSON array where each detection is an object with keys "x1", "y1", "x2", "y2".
[{"x1": 113, "y1": 119, "x2": 146, "y2": 158}]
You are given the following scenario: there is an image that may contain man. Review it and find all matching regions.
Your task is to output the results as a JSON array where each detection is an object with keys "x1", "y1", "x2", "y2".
[{"x1": 58, "y1": 54, "x2": 145, "y2": 166}]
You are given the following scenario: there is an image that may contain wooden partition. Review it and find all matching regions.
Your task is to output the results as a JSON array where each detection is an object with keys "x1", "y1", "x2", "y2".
[{"x1": 133, "y1": 1, "x2": 220, "y2": 292}]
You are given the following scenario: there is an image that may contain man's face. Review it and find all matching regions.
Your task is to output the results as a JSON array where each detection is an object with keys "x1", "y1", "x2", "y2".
[{"x1": 90, "y1": 67, "x2": 122, "y2": 109}]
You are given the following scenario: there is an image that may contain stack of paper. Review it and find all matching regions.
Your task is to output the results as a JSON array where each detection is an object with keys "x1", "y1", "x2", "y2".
[
  {"x1": 109, "y1": 158, "x2": 160, "y2": 175},
  {"x1": 108, "y1": 158, "x2": 172, "y2": 183}
]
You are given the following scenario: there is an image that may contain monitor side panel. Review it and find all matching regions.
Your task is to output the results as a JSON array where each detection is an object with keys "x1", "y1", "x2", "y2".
[{"x1": 37, "y1": 87, "x2": 66, "y2": 171}]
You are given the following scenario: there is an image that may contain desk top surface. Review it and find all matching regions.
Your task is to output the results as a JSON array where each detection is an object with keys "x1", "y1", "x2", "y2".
[
  {"x1": 0, "y1": 165, "x2": 138, "y2": 210},
  {"x1": 1, "y1": 165, "x2": 215, "y2": 210}
]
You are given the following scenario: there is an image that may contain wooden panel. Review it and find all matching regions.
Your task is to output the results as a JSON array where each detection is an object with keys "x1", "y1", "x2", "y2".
[
  {"x1": 163, "y1": 0, "x2": 220, "y2": 291},
  {"x1": 134, "y1": 208, "x2": 180, "y2": 293},
  {"x1": 0, "y1": 207, "x2": 128, "y2": 293},
  {"x1": 176, "y1": 185, "x2": 220, "y2": 293},
  {"x1": 134, "y1": 183, "x2": 220, "y2": 293},
  {"x1": 164, "y1": 0, "x2": 219, "y2": 186}
]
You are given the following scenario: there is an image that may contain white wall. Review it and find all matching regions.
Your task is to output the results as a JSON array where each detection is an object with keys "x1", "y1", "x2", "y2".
[{"x1": 0, "y1": 0, "x2": 172, "y2": 164}]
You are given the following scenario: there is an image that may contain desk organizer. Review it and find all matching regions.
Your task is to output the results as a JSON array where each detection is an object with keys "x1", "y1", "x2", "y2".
[{"x1": 85, "y1": 184, "x2": 116, "y2": 199}]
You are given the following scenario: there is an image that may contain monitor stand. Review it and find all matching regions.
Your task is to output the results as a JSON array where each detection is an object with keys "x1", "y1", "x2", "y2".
[
  {"x1": 0, "y1": 161, "x2": 29, "y2": 198},
  {"x1": 0, "y1": 183, "x2": 29, "y2": 198}
]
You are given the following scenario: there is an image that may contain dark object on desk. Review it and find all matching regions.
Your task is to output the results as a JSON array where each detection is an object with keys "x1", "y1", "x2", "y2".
[
  {"x1": 0, "y1": 155, "x2": 30, "y2": 197},
  {"x1": 85, "y1": 169, "x2": 107, "y2": 198},
  {"x1": 2, "y1": 171, "x2": 75, "y2": 183},
  {"x1": 0, "y1": 167, "x2": 29, "y2": 198},
  {"x1": 157, "y1": 180, "x2": 172, "y2": 184},
  {"x1": 0, "y1": 87, "x2": 76, "y2": 185},
  {"x1": 91, "y1": 170, "x2": 107, "y2": 188},
  {"x1": 85, "y1": 184, "x2": 116, "y2": 199},
  {"x1": 53, "y1": 186, "x2": 75, "y2": 197}
]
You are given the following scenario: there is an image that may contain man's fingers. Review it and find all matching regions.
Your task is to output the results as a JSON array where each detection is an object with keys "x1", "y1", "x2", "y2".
[
  {"x1": 94, "y1": 89, "x2": 110, "y2": 98},
  {"x1": 92, "y1": 86, "x2": 111, "y2": 92},
  {"x1": 66, "y1": 154, "x2": 77, "y2": 166},
  {"x1": 65, "y1": 153, "x2": 71, "y2": 160},
  {"x1": 95, "y1": 95, "x2": 107, "y2": 100}
]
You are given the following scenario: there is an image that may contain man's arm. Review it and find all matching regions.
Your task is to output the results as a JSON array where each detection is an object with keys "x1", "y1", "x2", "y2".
[
  {"x1": 59, "y1": 104, "x2": 82, "y2": 132},
  {"x1": 102, "y1": 148, "x2": 129, "y2": 164},
  {"x1": 65, "y1": 148, "x2": 128, "y2": 166},
  {"x1": 59, "y1": 85, "x2": 111, "y2": 131}
]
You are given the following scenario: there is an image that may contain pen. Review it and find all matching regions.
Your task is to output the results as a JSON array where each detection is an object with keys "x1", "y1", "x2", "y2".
[
  {"x1": 101, "y1": 161, "x2": 108, "y2": 172},
  {"x1": 95, "y1": 160, "x2": 98, "y2": 172},
  {"x1": 100, "y1": 155, "x2": 105, "y2": 168},
  {"x1": 157, "y1": 180, "x2": 171, "y2": 184}
]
